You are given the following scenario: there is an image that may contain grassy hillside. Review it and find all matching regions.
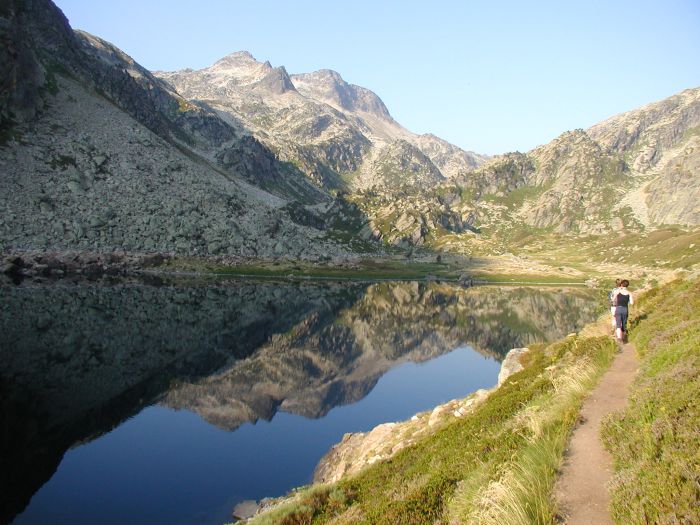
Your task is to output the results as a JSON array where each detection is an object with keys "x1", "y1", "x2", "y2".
[
  {"x1": 244, "y1": 332, "x2": 617, "y2": 524},
  {"x1": 602, "y1": 276, "x2": 700, "y2": 524}
]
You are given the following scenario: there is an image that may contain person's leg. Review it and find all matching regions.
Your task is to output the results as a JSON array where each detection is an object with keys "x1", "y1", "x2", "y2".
[
  {"x1": 615, "y1": 309, "x2": 623, "y2": 340},
  {"x1": 621, "y1": 309, "x2": 629, "y2": 341}
]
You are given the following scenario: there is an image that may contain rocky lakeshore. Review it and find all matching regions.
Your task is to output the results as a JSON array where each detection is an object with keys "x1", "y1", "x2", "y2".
[
  {"x1": 235, "y1": 346, "x2": 531, "y2": 522},
  {"x1": 1, "y1": 249, "x2": 170, "y2": 280}
]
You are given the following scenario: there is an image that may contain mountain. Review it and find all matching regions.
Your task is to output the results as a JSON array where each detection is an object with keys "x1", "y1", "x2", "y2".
[
  {"x1": 499, "y1": 87, "x2": 700, "y2": 233},
  {"x1": 153, "y1": 51, "x2": 700, "y2": 249},
  {"x1": 347, "y1": 87, "x2": 700, "y2": 249},
  {"x1": 155, "y1": 52, "x2": 487, "y2": 192},
  {"x1": 586, "y1": 88, "x2": 700, "y2": 226},
  {"x1": 1, "y1": 0, "x2": 698, "y2": 263},
  {"x1": 0, "y1": 0, "x2": 354, "y2": 259}
]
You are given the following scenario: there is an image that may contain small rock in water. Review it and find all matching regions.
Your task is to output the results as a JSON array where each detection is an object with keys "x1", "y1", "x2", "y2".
[{"x1": 232, "y1": 500, "x2": 259, "y2": 520}]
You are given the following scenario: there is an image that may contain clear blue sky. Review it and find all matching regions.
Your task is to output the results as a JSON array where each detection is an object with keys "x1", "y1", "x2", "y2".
[{"x1": 53, "y1": 0, "x2": 700, "y2": 155}]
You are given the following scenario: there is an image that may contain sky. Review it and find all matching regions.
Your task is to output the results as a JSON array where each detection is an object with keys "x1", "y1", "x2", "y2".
[{"x1": 53, "y1": 0, "x2": 700, "y2": 155}]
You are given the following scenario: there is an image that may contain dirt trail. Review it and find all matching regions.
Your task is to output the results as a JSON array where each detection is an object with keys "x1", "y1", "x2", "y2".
[{"x1": 555, "y1": 341, "x2": 639, "y2": 524}]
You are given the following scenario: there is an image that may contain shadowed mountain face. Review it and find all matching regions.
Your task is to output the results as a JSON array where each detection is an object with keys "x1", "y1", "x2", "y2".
[{"x1": 0, "y1": 278, "x2": 601, "y2": 523}]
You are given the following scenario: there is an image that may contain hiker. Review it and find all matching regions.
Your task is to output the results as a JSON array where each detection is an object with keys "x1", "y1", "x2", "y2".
[
  {"x1": 613, "y1": 279, "x2": 633, "y2": 341},
  {"x1": 609, "y1": 278, "x2": 622, "y2": 330}
]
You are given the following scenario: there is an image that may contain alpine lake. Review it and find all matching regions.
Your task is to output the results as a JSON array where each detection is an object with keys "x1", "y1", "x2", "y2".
[{"x1": 1, "y1": 275, "x2": 603, "y2": 525}]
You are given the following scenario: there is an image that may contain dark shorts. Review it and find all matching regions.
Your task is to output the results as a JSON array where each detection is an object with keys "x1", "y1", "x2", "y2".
[{"x1": 614, "y1": 306, "x2": 629, "y2": 332}]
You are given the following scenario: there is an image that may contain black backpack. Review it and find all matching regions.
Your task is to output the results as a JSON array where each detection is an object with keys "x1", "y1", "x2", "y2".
[{"x1": 614, "y1": 293, "x2": 630, "y2": 307}]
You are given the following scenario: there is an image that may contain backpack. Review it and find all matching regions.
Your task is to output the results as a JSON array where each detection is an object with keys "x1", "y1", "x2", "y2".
[{"x1": 614, "y1": 293, "x2": 630, "y2": 307}]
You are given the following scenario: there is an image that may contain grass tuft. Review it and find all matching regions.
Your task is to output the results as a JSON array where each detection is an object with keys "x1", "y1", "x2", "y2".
[{"x1": 463, "y1": 343, "x2": 613, "y2": 524}]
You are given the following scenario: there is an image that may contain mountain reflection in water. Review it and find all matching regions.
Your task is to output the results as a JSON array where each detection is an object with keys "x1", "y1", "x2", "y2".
[{"x1": 0, "y1": 278, "x2": 601, "y2": 524}]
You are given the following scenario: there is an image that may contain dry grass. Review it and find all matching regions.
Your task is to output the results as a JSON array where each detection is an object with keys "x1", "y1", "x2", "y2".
[{"x1": 462, "y1": 355, "x2": 604, "y2": 525}]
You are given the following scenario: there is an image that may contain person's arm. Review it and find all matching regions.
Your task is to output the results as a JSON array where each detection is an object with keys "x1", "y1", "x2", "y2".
[{"x1": 629, "y1": 292, "x2": 634, "y2": 305}]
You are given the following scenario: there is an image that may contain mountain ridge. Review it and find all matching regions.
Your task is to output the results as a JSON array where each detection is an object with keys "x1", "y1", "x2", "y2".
[
  {"x1": 1, "y1": 0, "x2": 698, "y2": 264},
  {"x1": 155, "y1": 50, "x2": 488, "y2": 192}
]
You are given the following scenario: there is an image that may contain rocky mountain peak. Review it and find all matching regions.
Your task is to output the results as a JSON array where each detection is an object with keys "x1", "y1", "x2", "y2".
[
  {"x1": 197, "y1": 50, "x2": 273, "y2": 87},
  {"x1": 212, "y1": 50, "x2": 259, "y2": 67},
  {"x1": 153, "y1": 50, "x2": 486, "y2": 190},
  {"x1": 291, "y1": 69, "x2": 393, "y2": 121},
  {"x1": 252, "y1": 65, "x2": 297, "y2": 95}
]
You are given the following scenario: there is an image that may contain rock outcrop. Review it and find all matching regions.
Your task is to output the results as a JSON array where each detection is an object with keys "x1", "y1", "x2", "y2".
[
  {"x1": 314, "y1": 389, "x2": 491, "y2": 484},
  {"x1": 497, "y1": 347, "x2": 530, "y2": 386}
]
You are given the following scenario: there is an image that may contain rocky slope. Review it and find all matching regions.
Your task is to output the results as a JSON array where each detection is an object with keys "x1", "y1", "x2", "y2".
[
  {"x1": 0, "y1": 0, "x2": 355, "y2": 259},
  {"x1": 350, "y1": 87, "x2": 700, "y2": 249},
  {"x1": 587, "y1": 88, "x2": 700, "y2": 226},
  {"x1": 505, "y1": 88, "x2": 700, "y2": 233},
  {"x1": 477, "y1": 88, "x2": 700, "y2": 233},
  {"x1": 156, "y1": 52, "x2": 486, "y2": 192}
]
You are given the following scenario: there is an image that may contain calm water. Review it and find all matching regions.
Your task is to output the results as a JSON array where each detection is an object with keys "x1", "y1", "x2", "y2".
[{"x1": 1, "y1": 278, "x2": 602, "y2": 525}]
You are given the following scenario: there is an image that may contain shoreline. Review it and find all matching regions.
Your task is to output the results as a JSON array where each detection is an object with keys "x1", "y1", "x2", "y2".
[
  {"x1": 2, "y1": 249, "x2": 591, "y2": 286},
  {"x1": 233, "y1": 346, "x2": 533, "y2": 522}
]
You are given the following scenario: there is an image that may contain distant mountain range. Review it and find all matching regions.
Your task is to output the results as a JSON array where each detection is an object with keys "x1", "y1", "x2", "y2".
[{"x1": 1, "y1": 0, "x2": 698, "y2": 260}]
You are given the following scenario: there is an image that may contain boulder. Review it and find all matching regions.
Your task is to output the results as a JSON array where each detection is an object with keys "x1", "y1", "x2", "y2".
[
  {"x1": 232, "y1": 500, "x2": 259, "y2": 521},
  {"x1": 497, "y1": 347, "x2": 529, "y2": 386}
]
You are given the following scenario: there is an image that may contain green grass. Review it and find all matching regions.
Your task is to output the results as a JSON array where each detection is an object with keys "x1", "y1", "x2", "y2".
[
  {"x1": 212, "y1": 259, "x2": 460, "y2": 281},
  {"x1": 245, "y1": 334, "x2": 617, "y2": 524},
  {"x1": 159, "y1": 255, "x2": 592, "y2": 284},
  {"x1": 507, "y1": 226, "x2": 700, "y2": 274},
  {"x1": 472, "y1": 272, "x2": 586, "y2": 285},
  {"x1": 601, "y1": 276, "x2": 700, "y2": 524},
  {"x1": 482, "y1": 183, "x2": 549, "y2": 210}
]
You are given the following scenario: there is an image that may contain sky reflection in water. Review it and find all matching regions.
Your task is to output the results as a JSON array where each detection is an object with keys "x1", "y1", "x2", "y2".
[{"x1": 16, "y1": 347, "x2": 498, "y2": 525}]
